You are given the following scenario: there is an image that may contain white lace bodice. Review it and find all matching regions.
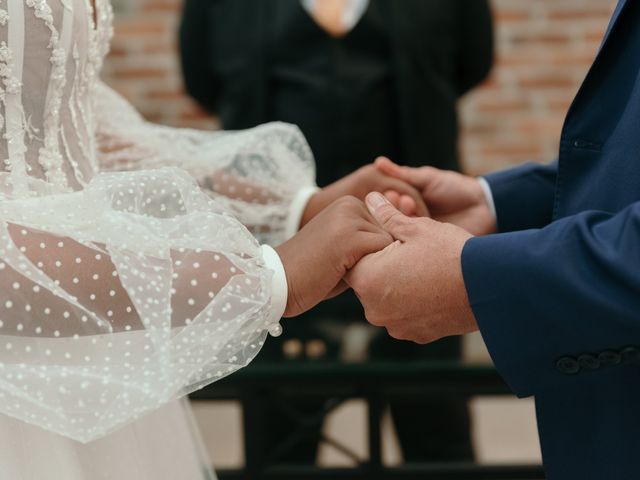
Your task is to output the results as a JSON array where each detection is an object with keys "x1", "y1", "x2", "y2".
[
  {"x1": 0, "y1": 0, "x2": 316, "y2": 443},
  {"x1": 0, "y1": 0, "x2": 109, "y2": 196}
]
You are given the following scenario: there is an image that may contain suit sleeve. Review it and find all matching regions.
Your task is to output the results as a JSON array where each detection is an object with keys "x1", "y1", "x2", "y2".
[
  {"x1": 179, "y1": 0, "x2": 219, "y2": 113},
  {"x1": 484, "y1": 161, "x2": 558, "y2": 232},
  {"x1": 461, "y1": 201, "x2": 640, "y2": 397},
  {"x1": 454, "y1": 0, "x2": 494, "y2": 96}
]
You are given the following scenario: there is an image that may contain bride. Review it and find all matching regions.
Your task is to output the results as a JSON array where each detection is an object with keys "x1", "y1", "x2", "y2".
[{"x1": 0, "y1": 0, "x2": 425, "y2": 478}]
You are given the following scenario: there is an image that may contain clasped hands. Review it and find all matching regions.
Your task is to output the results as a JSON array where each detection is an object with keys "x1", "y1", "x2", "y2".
[{"x1": 275, "y1": 158, "x2": 497, "y2": 344}]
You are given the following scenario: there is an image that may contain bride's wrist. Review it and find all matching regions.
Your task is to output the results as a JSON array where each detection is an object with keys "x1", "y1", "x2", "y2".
[
  {"x1": 273, "y1": 242, "x2": 299, "y2": 318},
  {"x1": 299, "y1": 191, "x2": 325, "y2": 228},
  {"x1": 288, "y1": 186, "x2": 322, "y2": 234},
  {"x1": 261, "y1": 245, "x2": 289, "y2": 328}
]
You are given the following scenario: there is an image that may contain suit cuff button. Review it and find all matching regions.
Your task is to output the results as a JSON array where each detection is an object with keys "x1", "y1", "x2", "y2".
[
  {"x1": 577, "y1": 354, "x2": 600, "y2": 371},
  {"x1": 556, "y1": 356, "x2": 580, "y2": 375},
  {"x1": 598, "y1": 350, "x2": 621, "y2": 367},
  {"x1": 621, "y1": 346, "x2": 640, "y2": 363}
]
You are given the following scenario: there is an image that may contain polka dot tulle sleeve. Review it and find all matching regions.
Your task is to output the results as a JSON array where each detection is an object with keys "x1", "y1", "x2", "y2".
[
  {"x1": 95, "y1": 83, "x2": 317, "y2": 246},
  {"x1": 0, "y1": 0, "x2": 314, "y2": 442},
  {"x1": 0, "y1": 168, "x2": 285, "y2": 442},
  {"x1": 0, "y1": 0, "x2": 316, "y2": 443}
]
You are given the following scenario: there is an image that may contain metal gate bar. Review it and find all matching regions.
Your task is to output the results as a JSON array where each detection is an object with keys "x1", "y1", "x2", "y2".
[{"x1": 191, "y1": 361, "x2": 545, "y2": 480}]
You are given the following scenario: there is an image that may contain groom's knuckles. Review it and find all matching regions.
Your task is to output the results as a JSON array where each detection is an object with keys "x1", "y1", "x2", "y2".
[
  {"x1": 386, "y1": 326, "x2": 406, "y2": 341},
  {"x1": 365, "y1": 310, "x2": 385, "y2": 327},
  {"x1": 364, "y1": 303, "x2": 391, "y2": 328},
  {"x1": 382, "y1": 315, "x2": 412, "y2": 340},
  {"x1": 366, "y1": 297, "x2": 397, "y2": 329},
  {"x1": 386, "y1": 322, "x2": 434, "y2": 344}
]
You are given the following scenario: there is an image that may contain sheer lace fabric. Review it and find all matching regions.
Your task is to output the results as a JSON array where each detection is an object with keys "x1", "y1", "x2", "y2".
[{"x1": 0, "y1": 0, "x2": 315, "y2": 443}]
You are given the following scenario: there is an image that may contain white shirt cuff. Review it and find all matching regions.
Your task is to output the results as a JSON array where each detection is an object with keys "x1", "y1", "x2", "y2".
[
  {"x1": 301, "y1": 0, "x2": 369, "y2": 31},
  {"x1": 285, "y1": 186, "x2": 320, "y2": 240},
  {"x1": 260, "y1": 245, "x2": 288, "y2": 325},
  {"x1": 477, "y1": 177, "x2": 497, "y2": 221}
]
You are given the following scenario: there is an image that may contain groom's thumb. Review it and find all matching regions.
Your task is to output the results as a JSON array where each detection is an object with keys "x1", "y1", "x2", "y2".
[{"x1": 366, "y1": 192, "x2": 412, "y2": 239}]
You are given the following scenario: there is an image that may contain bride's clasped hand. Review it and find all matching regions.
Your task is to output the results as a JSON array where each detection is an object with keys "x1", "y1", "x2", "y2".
[
  {"x1": 270, "y1": 162, "x2": 430, "y2": 318},
  {"x1": 300, "y1": 163, "x2": 430, "y2": 224},
  {"x1": 276, "y1": 195, "x2": 393, "y2": 318}
]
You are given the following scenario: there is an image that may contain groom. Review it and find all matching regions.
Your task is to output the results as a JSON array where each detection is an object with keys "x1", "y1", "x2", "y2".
[{"x1": 343, "y1": 1, "x2": 640, "y2": 478}]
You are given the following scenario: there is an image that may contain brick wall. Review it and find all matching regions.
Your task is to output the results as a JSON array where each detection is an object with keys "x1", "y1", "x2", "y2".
[
  {"x1": 460, "y1": 0, "x2": 618, "y2": 175},
  {"x1": 102, "y1": 0, "x2": 618, "y2": 176}
]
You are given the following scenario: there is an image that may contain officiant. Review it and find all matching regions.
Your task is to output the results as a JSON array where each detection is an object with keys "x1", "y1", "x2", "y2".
[{"x1": 180, "y1": 0, "x2": 493, "y2": 463}]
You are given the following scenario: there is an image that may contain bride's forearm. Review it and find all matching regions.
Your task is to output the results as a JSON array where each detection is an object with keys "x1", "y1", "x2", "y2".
[{"x1": 5, "y1": 223, "x2": 252, "y2": 334}]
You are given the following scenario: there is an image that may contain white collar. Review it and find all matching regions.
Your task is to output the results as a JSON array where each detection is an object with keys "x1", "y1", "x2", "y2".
[{"x1": 301, "y1": 0, "x2": 370, "y2": 32}]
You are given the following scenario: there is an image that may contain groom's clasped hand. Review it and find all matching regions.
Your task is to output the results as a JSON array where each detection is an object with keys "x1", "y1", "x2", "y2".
[
  {"x1": 277, "y1": 157, "x2": 499, "y2": 344},
  {"x1": 273, "y1": 162, "x2": 428, "y2": 317}
]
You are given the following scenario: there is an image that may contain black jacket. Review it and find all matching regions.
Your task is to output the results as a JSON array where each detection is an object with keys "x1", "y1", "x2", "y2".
[{"x1": 180, "y1": 0, "x2": 493, "y2": 171}]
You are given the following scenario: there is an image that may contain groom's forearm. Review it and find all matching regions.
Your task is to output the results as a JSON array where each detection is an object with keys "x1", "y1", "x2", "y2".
[{"x1": 461, "y1": 202, "x2": 640, "y2": 398}]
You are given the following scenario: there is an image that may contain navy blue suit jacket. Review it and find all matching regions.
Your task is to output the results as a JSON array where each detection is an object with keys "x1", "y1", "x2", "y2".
[{"x1": 461, "y1": 1, "x2": 640, "y2": 478}]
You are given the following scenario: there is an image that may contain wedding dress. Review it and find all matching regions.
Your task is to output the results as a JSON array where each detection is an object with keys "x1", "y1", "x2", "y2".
[{"x1": 0, "y1": 0, "x2": 318, "y2": 478}]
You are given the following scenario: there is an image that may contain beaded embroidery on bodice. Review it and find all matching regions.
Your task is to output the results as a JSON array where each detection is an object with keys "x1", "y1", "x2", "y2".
[{"x1": 0, "y1": 0, "x2": 112, "y2": 198}]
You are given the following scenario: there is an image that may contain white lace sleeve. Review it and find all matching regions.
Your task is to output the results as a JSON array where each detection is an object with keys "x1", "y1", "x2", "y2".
[
  {"x1": 0, "y1": 168, "x2": 286, "y2": 442},
  {"x1": 0, "y1": 0, "x2": 305, "y2": 443},
  {"x1": 94, "y1": 82, "x2": 318, "y2": 244}
]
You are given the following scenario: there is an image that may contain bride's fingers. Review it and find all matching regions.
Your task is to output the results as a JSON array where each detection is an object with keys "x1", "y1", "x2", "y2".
[
  {"x1": 398, "y1": 195, "x2": 430, "y2": 217},
  {"x1": 396, "y1": 195, "x2": 414, "y2": 216},
  {"x1": 383, "y1": 190, "x2": 401, "y2": 208},
  {"x1": 375, "y1": 157, "x2": 412, "y2": 182},
  {"x1": 385, "y1": 189, "x2": 429, "y2": 217},
  {"x1": 377, "y1": 157, "x2": 444, "y2": 199},
  {"x1": 385, "y1": 178, "x2": 429, "y2": 217}
]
